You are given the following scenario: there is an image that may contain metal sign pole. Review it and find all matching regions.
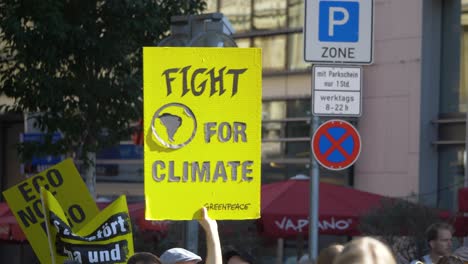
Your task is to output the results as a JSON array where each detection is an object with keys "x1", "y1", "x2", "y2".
[
  {"x1": 465, "y1": 110, "x2": 468, "y2": 246},
  {"x1": 309, "y1": 114, "x2": 320, "y2": 261}
]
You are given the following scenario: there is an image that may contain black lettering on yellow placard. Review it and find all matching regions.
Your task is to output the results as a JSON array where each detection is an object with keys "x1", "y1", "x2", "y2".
[
  {"x1": 18, "y1": 169, "x2": 64, "y2": 202},
  {"x1": 204, "y1": 122, "x2": 247, "y2": 143},
  {"x1": 162, "y1": 66, "x2": 247, "y2": 97},
  {"x1": 204, "y1": 203, "x2": 251, "y2": 211},
  {"x1": 17, "y1": 203, "x2": 86, "y2": 229},
  {"x1": 152, "y1": 160, "x2": 254, "y2": 183}
]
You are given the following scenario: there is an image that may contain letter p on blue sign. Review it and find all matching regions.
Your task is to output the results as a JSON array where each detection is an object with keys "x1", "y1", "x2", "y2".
[{"x1": 319, "y1": 1, "x2": 359, "y2": 42}]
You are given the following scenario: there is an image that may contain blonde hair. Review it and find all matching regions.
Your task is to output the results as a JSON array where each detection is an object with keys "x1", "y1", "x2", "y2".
[
  {"x1": 332, "y1": 237, "x2": 397, "y2": 264},
  {"x1": 316, "y1": 244, "x2": 344, "y2": 264}
]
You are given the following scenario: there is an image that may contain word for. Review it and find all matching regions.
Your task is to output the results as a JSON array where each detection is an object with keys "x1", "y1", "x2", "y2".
[
  {"x1": 204, "y1": 122, "x2": 247, "y2": 143},
  {"x1": 204, "y1": 203, "x2": 251, "y2": 211},
  {"x1": 162, "y1": 66, "x2": 247, "y2": 97},
  {"x1": 152, "y1": 160, "x2": 254, "y2": 182},
  {"x1": 61, "y1": 241, "x2": 126, "y2": 264},
  {"x1": 275, "y1": 217, "x2": 353, "y2": 232},
  {"x1": 321, "y1": 47, "x2": 355, "y2": 59}
]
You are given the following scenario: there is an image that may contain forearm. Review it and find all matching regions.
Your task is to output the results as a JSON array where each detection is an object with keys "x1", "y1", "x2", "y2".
[{"x1": 203, "y1": 225, "x2": 222, "y2": 264}]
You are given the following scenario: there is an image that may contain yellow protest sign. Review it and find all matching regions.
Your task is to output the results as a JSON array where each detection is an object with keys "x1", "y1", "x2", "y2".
[
  {"x1": 143, "y1": 47, "x2": 262, "y2": 220},
  {"x1": 2, "y1": 159, "x2": 98, "y2": 263},
  {"x1": 41, "y1": 189, "x2": 134, "y2": 264}
]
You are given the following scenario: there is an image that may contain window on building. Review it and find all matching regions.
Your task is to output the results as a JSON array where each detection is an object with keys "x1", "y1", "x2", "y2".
[
  {"x1": 253, "y1": 0, "x2": 287, "y2": 29},
  {"x1": 438, "y1": 147, "x2": 465, "y2": 210},
  {"x1": 254, "y1": 36, "x2": 286, "y2": 70},
  {"x1": 95, "y1": 143, "x2": 143, "y2": 182},
  {"x1": 458, "y1": 2, "x2": 468, "y2": 112},
  {"x1": 288, "y1": 33, "x2": 308, "y2": 70},
  {"x1": 220, "y1": 0, "x2": 252, "y2": 32},
  {"x1": 262, "y1": 98, "x2": 352, "y2": 185},
  {"x1": 440, "y1": 1, "x2": 468, "y2": 113},
  {"x1": 435, "y1": 0, "x2": 467, "y2": 210},
  {"x1": 288, "y1": 0, "x2": 304, "y2": 28},
  {"x1": 205, "y1": 0, "x2": 218, "y2": 13},
  {"x1": 236, "y1": 38, "x2": 251, "y2": 48},
  {"x1": 209, "y1": 0, "x2": 307, "y2": 72}
]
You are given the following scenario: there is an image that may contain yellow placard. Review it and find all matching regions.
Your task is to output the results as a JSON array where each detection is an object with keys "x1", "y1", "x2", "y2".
[
  {"x1": 143, "y1": 47, "x2": 262, "y2": 220},
  {"x1": 2, "y1": 159, "x2": 99, "y2": 263},
  {"x1": 41, "y1": 189, "x2": 134, "y2": 264}
]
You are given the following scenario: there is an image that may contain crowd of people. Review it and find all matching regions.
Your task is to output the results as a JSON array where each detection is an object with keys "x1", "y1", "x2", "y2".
[
  {"x1": 306, "y1": 222, "x2": 468, "y2": 264},
  {"x1": 115, "y1": 207, "x2": 468, "y2": 264},
  {"x1": 126, "y1": 207, "x2": 254, "y2": 264}
]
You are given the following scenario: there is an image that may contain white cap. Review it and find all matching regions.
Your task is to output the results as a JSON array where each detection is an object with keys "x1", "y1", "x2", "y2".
[{"x1": 160, "y1": 248, "x2": 202, "y2": 264}]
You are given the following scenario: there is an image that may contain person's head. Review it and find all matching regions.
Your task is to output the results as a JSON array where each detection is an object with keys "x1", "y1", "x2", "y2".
[
  {"x1": 127, "y1": 252, "x2": 162, "y2": 264},
  {"x1": 426, "y1": 222, "x2": 454, "y2": 256},
  {"x1": 436, "y1": 255, "x2": 464, "y2": 264},
  {"x1": 223, "y1": 248, "x2": 255, "y2": 264},
  {"x1": 160, "y1": 248, "x2": 202, "y2": 264},
  {"x1": 332, "y1": 237, "x2": 397, "y2": 264},
  {"x1": 316, "y1": 244, "x2": 344, "y2": 264},
  {"x1": 298, "y1": 254, "x2": 314, "y2": 264}
]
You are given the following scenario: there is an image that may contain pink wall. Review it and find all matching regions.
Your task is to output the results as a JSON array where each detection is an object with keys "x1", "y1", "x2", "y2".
[{"x1": 354, "y1": 0, "x2": 423, "y2": 197}]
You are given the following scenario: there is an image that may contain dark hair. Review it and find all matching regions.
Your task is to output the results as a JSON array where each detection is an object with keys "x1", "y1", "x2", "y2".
[
  {"x1": 127, "y1": 252, "x2": 161, "y2": 264},
  {"x1": 426, "y1": 222, "x2": 454, "y2": 242},
  {"x1": 223, "y1": 248, "x2": 255, "y2": 264}
]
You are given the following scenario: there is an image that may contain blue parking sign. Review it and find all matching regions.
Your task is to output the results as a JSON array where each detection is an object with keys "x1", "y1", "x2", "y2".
[{"x1": 319, "y1": 1, "x2": 359, "y2": 42}]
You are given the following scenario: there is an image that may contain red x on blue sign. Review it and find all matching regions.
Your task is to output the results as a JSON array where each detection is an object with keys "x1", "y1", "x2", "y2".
[{"x1": 312, "y1": 119, "x2": 361, "y2": 170}]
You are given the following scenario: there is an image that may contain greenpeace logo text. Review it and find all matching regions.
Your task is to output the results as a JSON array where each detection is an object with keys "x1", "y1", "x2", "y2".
[
  {"x1": 274, "y1": 217, "x2": 352, "y2": 232},
  {"x1": 204, "y1": 203, "x2": 250, "y2": 211}
]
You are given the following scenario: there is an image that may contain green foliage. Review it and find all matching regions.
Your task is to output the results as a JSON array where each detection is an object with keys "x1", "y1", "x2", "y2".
[
  {"x1": 0, "y1": 0, "x2": 206, "y2": 162},
  {"x1": 359, "y1": 197, "x2": 441, "y2": 262}
]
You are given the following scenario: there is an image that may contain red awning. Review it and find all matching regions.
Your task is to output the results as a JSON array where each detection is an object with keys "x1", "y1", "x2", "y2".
[
  {"x1": 0, "y1": 203, "x2": 26, "y2": 241},
  {"x1": 260, "y1": 178, "x2": 384, "y2": 237},
  {"x1": 259, "y1": 178, "x2": 468, "y2": 238},
  {"x1": 459, "y1": 187, "x2": 468, "y2": 212},
  {"x1": 0, "y1": 201, "x2": 169, "y2": 242}
]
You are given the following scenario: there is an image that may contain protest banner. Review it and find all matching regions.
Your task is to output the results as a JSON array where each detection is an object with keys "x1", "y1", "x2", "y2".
[
  {"x1": 41, "y1": 188, "x2": 134, "y2": 264},
  {"x1": 143, "y1": 47, "x2": 262, "y2": 220},
  {"x1": 2, "y1": 159, "x2": 99, "y2": 263}
]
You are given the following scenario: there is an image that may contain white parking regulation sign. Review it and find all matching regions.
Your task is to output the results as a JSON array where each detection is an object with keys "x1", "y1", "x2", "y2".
[
  {"x1": 312, "y1": 65, "x2": 362, "y2": 117},
  {"x1": 304, "y1": 0, "x2": 374, "y2": 64}
]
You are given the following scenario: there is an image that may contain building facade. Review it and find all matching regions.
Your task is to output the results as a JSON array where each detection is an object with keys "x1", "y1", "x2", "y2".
[
  {"x1": 202, "y1": 0, "x2": 466, "y2": 210},
  {"x1": 73, "y1": 0, "x2": 465, "y2": 210}
]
